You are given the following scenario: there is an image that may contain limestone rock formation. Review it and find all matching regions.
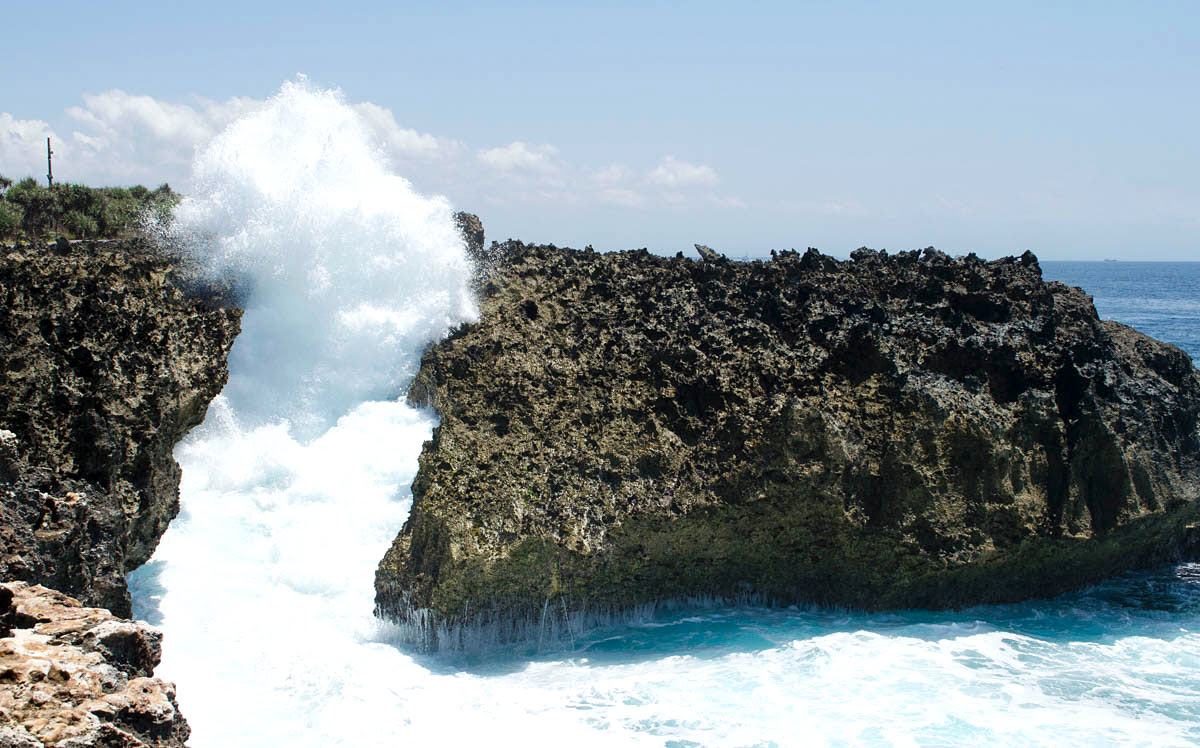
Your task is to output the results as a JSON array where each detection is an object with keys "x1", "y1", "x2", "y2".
[
  {"x1": 0, "y1": 582, "x2": 188, "y2": 747},
  {"x1": 0, "y1": 240, "x2": 241, "y2": 617},
  {"x1": 377, "y1": 242, "x2": 1200, "y2": 650}
]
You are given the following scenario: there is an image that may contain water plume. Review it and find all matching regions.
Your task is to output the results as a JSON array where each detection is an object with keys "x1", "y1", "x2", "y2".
[{"x1": 167, "y1": 76, "x2": 475, "y2": 437}]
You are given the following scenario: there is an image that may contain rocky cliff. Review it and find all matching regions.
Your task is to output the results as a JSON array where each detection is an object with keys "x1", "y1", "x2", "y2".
[
  {"x1": 0, "y1": 239, "x2": 240, "y2": 618},
  {"x1": 0, "y1": 239, "x2": 239, "y2": 744},
  {"x1": 376, "y1": 242, "x2": 1200, "y2": 651}
]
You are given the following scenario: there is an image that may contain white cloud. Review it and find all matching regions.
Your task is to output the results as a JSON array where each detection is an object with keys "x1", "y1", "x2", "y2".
[
  {"x1": 0, "y1": 113, "x2": 55, "y2": 180},
  {"x1": 709, "y1": 194, "x2": 747, "y2": 209},
  {"x1": 3, "y1": 89, "x2": 733, "y2": 220},
  {"x1": 477, "y1": 141, "x2": 560, "y2": 173},
  {"x1": 50, "y1": 89, "x2": 255, "y2": 183},
  {"x1": 778, "y1": 199, "x2": 869, "y2": 217},
  {"x1": 1, "y1": 90, "x2": 465, "y2": 188},
  {"x1": 592, "y1": 163, "x2": 632, "y2": 185},
  {"x1": 67, "y1": 91, "x2": 215, "y2": 145},
  {"x1": 354, "y1": 102, "x2": 450, "y2": 160},
  {"x1": 646, "y1": 156, "x2": 718, "y2": 188}
]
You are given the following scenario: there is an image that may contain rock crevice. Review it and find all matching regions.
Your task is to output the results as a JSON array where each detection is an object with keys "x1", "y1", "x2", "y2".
[{"x1": 0, "y1": 239, "x2": 241, "y2": 743}]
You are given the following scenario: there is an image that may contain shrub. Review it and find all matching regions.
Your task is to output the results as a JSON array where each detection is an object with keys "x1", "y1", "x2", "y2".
[
  {"x1": 0, "y1": 203, "x2": 21, "y2": 240},
  {"x1": 62, "y1": 209, "x2": 99, "y2": 238},
  {"x1": 6, "y1": 178, "x2": 57, "y2": 238},
  {"x1": 0, "y1": 177, "x2": 178, "y2": 240}
]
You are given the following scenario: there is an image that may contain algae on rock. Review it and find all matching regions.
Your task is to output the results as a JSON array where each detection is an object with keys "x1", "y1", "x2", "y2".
[{"x1": 376, "y1": 242, "x2": 1200, "y2": 651}]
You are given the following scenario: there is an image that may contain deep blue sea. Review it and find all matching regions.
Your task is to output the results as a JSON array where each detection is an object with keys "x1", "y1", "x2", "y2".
[{"x1": 1043, "y1": 261, "x2": 1200, "y2": 365}]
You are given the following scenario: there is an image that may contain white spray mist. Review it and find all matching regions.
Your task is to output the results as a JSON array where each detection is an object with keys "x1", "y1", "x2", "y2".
[
  {"x1": 131, "y1": 78, "x2": 480, "y2": 745},
  {"x1": 168, "y1": 76, "x2": 476, "y2": 437}
]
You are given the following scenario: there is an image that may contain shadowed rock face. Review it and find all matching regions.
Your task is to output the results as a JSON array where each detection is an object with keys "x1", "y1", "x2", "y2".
[
  {"x1": 377, "y1": 242, "x2": 1200, "y2": 650},
  {"x1": 0, "y1": 240, "x2": 241, "y2": 617}
]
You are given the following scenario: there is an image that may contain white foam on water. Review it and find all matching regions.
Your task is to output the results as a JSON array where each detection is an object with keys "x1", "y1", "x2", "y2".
[{"x1": 131, "y1": 78, "x2": 1200, "y2": 746}]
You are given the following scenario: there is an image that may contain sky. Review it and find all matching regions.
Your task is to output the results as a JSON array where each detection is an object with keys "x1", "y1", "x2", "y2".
[{"x1": 2, "y1": 1, "x2": 1198, "y2": 259}]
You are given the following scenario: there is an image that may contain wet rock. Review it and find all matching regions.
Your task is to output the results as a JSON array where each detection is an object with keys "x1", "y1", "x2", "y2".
[
  {"x1": 377, "y1": 242, "x2": 1200, "y2": 651},
  {"x1": 0, "y1": 583, "x2": 188, "y2": 747},
  {"x1": 0, "y1": 240, "x2": 241, "y2": 616}
]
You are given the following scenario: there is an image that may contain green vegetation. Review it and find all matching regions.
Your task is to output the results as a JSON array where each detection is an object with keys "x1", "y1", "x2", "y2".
[{"x1": 0, "y1": 174, "x2": 179, "y2": 243}]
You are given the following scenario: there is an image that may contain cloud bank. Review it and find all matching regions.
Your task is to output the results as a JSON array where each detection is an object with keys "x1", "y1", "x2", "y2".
[{"x1": 1, "y1": 87, "x2": 740, "y2": 216}]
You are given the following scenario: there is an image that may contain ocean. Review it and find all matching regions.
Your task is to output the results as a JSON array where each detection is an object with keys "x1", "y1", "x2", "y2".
[{"x1": 128, "y1": 81, "x2": 1200, "y2": 747}]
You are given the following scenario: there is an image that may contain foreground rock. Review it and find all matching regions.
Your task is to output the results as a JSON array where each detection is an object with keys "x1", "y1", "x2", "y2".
[
  {"x1": 377, "y1": 242, "x2": 1200, "y2": 650},
  {"x1": 0, "y1": 240, "x2": 240, "y2": 617},
  {"x1": 0, "y1": 582, "x2": 187, "y2": 747}
]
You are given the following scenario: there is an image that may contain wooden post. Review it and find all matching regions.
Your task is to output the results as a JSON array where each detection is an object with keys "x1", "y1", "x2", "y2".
[{"x1": 46, "y1": 138, "x2": 54, "y2": 188}]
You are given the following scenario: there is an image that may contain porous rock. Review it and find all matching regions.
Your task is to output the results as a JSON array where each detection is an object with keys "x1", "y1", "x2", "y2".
[
  {"x1": 377, "y1": 242, "x2": 1200, "y2": 650},
  {"x1": 0, "y1": 582, "x2": 188, "y2": 747},
  {"x1": 0, "y1": 240, "x2": 241, "y2": 616}
]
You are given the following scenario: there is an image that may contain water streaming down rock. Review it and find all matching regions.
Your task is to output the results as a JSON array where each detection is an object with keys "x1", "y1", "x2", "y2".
[{"x1": 376, "y1": 241, "x2": 1200, "y2": 653}]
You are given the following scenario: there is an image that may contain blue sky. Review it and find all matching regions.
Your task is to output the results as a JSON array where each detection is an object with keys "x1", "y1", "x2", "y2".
[{"x1": 3, "y1": 1, "x2": 1198, "y2": 259}]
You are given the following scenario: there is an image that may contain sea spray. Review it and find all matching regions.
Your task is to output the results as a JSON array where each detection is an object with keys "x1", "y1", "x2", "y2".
[
  {"x1": 130, "y1": 78, "x2": 481, "y2": 745},
  {"x1": 165, "y1": 76, "x2": 475, "y2": 436}
]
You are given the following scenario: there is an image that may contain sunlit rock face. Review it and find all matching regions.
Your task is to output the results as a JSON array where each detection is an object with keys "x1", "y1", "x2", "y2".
[
  {"x1": 377, "y1": 243, "x2": 1200, "y2": 651},
  {"x1": 0, "y1": 582, "x2": 190, "y2": 747},
  {"x1": 0, "y1": 240, "x2": 240, "y2": 617}
]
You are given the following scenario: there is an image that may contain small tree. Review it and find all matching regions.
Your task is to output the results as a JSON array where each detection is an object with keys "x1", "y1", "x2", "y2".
[{"x1": 62, "y1": 209, "x2": 99, "y2": 238}]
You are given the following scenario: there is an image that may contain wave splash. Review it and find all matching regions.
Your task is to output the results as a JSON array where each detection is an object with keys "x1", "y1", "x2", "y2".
[
  {"x1": 129, "y1": 80, "x2": 1200, "y2": 747},
  {"x1": 166, "y1": 76, "x2": 475, "y2": 437},
  {"x1": 131, "y1": 78, "x2": 478, "y2": 745}
]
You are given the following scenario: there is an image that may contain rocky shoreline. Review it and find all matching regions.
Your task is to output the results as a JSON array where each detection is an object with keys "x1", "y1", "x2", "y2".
[
  {"x1": 377, "y1": 241, "x2": 1200, "y2": 651},
  {"x1": 0, "y1": 239, "x2": 240, "y2": 746},
  {"x1": 4, "y1": 228, "x2": 1200, "y2": 735}
]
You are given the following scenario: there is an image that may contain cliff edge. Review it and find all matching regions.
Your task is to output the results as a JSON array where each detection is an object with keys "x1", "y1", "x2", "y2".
[
  {"x1": 377, "y1": 242, "x2": 1200, "y2": 651},
  {"x1": 0, "y1": 239, "x2": 240, "y2": 617}
]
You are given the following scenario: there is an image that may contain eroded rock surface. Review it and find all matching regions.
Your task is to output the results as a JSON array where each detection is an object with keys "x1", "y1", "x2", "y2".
[
  {"x1": 0, "y1": 582, "x2": 188, "y2": 747},
  {"x1": 0, "y1": 240, "x2": 241, "y2": 616},
  {"x1": 377, "y1": 242, "x2": 1200, "y2": 650}
]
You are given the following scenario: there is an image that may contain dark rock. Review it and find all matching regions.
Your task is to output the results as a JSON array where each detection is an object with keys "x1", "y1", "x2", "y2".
[
  {"x1": 454, "y1": 211, "x2": 485, "y2": 259},
  {"x1": 377, "y1": 242, "x2": 1200, "y2": 651},
  {"x1": 0, "y1": 240, "x2": 241, "y2": 616}
]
